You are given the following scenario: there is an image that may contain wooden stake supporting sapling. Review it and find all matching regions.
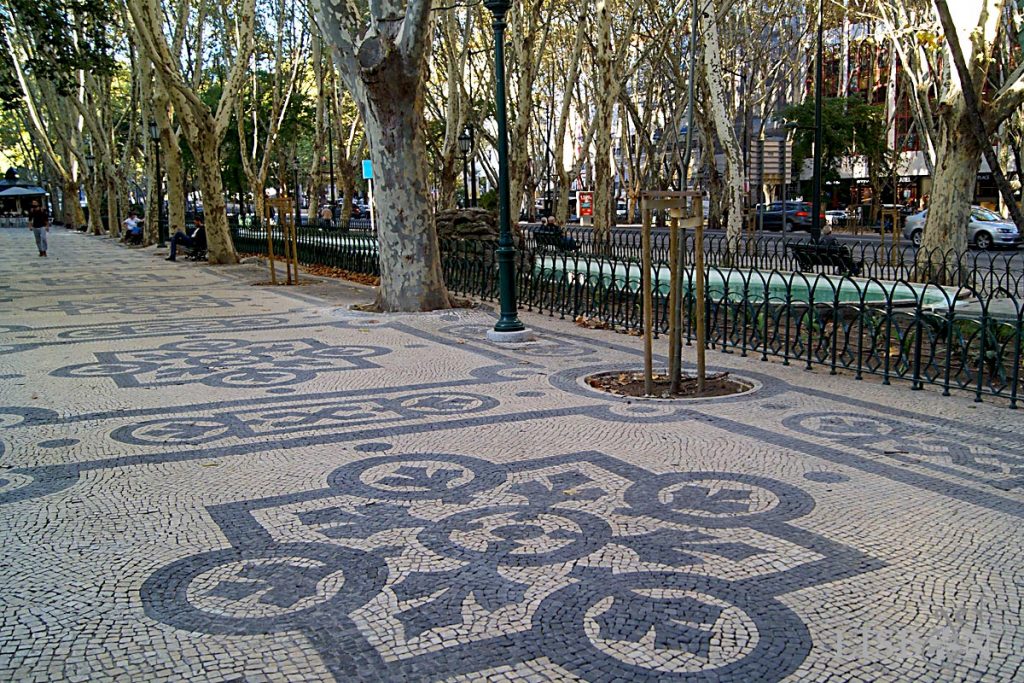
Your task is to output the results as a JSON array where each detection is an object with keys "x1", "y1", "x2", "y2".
[
  {"x1": 640, "y1": 191, "x2": 708, "y2": 395},
  {"x1": 267, "y1": 196, "x2": 300, "y2": 285},
  {"x1": 641, "y1": 194, "x2": 654, "y2": 396}
]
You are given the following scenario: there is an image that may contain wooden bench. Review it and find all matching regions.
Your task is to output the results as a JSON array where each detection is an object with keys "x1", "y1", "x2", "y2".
[
  {"x1": 185, "y1": 241, "x2": 207, "y2": 261},
  {"x1": 788, "y1": 242, "x2": 862, "y2": 276},
  {"x1": 533, "y1": 225, "x2": 579, "y2": 254}
]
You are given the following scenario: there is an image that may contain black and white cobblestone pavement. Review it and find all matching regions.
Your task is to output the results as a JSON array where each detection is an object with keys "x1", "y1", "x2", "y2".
[{"x1": 1, "y1": 229, "x2": 1023, "y2": 682}]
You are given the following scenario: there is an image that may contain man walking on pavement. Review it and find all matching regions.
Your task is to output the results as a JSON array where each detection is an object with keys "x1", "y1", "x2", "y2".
[{"x1": 28, "y1": 200, "x2": 49, "y2": 256}]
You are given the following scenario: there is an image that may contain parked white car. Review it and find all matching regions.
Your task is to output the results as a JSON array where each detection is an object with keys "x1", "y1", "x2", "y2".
[
  {"x1": 825, "y1": 210, "x2": 848, "y2": 226},
  {"x1": 903, "y1": 206, "x2": 1020, "y2": 250}
]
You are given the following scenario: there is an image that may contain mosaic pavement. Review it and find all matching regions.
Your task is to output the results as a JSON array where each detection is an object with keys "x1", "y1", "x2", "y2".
[{"x1": 1, "y1": 228, "x2": 1023, "y2": 682}]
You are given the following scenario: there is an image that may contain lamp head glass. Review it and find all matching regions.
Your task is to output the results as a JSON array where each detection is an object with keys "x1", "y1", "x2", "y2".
[{"x1": 482, "y1": 0, "x2": 511, "y2": 17}]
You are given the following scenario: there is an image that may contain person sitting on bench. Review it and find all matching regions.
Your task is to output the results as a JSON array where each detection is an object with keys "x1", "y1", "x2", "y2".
[
  {"x1": 817, "y1": 223, "x2": 838, "y2": 246},
  {"x1": 166, "y1": 220, "x2": 206, "y2": 261},
  {"x1": 123, "y1": 212, "x2": 143, "y2": 245},
  {"x1": 537, "y1": 216, "x2": 578, "y2": 252}
]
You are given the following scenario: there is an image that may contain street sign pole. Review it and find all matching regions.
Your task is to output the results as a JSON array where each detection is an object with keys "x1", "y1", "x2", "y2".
[{"x1": 362, "y1": 159, "x2": 375, "y2": 233}]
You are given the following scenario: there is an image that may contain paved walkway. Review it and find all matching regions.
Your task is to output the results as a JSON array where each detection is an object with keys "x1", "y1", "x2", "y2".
[{"x1": 1, "y1": 228, "x2": 1023, "y2": 682}]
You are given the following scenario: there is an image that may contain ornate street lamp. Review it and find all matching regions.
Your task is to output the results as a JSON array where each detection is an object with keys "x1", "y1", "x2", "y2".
[
  {"x1": 290, "y1": 157, "x2": 302, "y2": 228},
  {"x1": 467, "y1": 124, "x2": 478, "y2": 206},
  {"x1": 83, "y1": 154, "x2": 96, "y2": 232},
  {"x1": 483, "y1": 0, "x2": 529, "y2": 339},
  {"x1": 458, "y1": 128, "x2": 472, "y2": 208},
  {"x1": 810, "y1": 0, "x2": 824, "y2": 242},
  {"x1": 327, "y1": 126, "x2": 337, "y2": 216},
  {"x1": 148, "y1": 121, "x2": 167, "y2": 246}
]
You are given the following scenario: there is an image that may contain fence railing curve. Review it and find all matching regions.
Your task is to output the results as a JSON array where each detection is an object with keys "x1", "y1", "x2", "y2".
[{"x1": 229, "y1": 216, "x2": 1023, "y2": 407}]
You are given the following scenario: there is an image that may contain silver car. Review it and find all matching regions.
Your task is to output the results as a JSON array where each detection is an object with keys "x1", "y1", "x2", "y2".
[{"x1": 903, "y1": 206, "x2": 1021, "y2": 250}]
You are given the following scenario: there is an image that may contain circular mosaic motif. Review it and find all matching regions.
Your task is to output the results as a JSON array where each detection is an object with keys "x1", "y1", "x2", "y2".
[
  {"x1": 784, "y1": 413, "x2": 897, "y2": 440},
  {"x1": 328, "y1": 454, "x2": 507, "y2": 502},
  {"x1": 540, "y1": 573, "x2": 811, "y2": 682},
  {"x1": 422, "y1": 507, "x2": 610, "y2": 567},
  {"x1": 211, "y1": 368, "x2": 305, "y2": 388},
  {"x1": 186, "y1": 557, "x2": 348, "y2": 620},
  {"x1": 624, "y1": 472, "x2": 814, "y2": 528},
  {"x1": 60, "y1": 361, "x2": 159, "y2": 378},
  {"x1": 359, "y1": 460, "x2": 476, "y2": 493},
  {"x1": 142, "y1": 543, "x2": 383, "y2": 635},
  {"x1": 583, "y1": 588, "x2": 758, "y2": 673},
  {"x1": 396, "y1": 393, "x2": 493, "y2": 415},
  {"x1": 0, "y1": 471, "x2": 34, "y2": 494},
  {"x1": 112, "y1": 418, "x2": 234, "y2": 446}
]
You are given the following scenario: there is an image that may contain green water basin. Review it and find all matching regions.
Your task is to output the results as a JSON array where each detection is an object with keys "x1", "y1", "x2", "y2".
[
  {"x1": 533, "y1": 256, "x2": 955, "y2": 308},
  {"x1": 239, "y1": 229, "x2": 379, "y2": 254}
]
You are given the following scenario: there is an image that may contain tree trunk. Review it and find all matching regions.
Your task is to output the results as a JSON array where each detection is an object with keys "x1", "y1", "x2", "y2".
[
  {"x1": 507, "y1": 2, "x2": 544, "y2": 227},
  {"x1": 65, "y1": 179, "x2": 84, "y2": 227},
  {"x1": 918, "y1": 113, "x2": 978, "y2": 283},
  {"x1": 554, "y1": 164, "x2": 571, "y2": 224},
  {"x1": 592, "y1": 0, "x2": 616, "y2": 241},
  {"x1": 308, "y1": 34, "x2": 328, "y2": 218},
  {"x1": 702, "y1": 3, "x2": 745, "y2": 253},
  {"x1": 361, "y1": 79, "x2": 450, "y2": 311},
  {"x1": 86, "y1": 181, "x2": 103, "y2": 235},
  {"x1": 106, "y1": 176, "x2": 120, "y2": 239},
  {"x1": 438, "y1": 156, "x2": 458, "y2": 210},
  {"x1": 145, "y1": 149, "x2": 159, "y2": 245},
  {"x1": 315, "y1": 0, "x2": 448, "y2": 311},
  {"x1": 193, "y1": 128, "x2": 238, "y2": 264},
  {"x1": 154, "y1": 89, "x2": 185, "y2": 234},
  {"x1": 436, "y1": 8, "x2": 467, "y2": 213},
  {"x1": 339, "y1": 172, "x2": 354, "y2": 223},
  {"x1": 163, "y1": 137, "x2": 184, "y2": 233},
  {"x1": 252, "y1": 186, "x2": 267, "y2": 227},
  {"x1": 116, "y1": 170, "x2": 132, "y2": 239},
  {"x1": 549, "y1": 24, "x2": 586, "y2": 227}
]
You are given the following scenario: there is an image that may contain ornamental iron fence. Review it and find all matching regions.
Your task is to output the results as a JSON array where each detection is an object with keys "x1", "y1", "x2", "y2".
[{"x1": 230, "y1": 217, "x2": 1024, "y2": 407}]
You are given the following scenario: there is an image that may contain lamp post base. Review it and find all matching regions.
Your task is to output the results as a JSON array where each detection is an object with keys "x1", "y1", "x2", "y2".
[{"x1": 486, "y1": 328, "x2": 536, "y2": 343}]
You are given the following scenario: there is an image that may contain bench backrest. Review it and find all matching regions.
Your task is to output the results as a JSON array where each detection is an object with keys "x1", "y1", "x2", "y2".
[{"x1": 534, "y1": 228, "x2": 565, "y2": 246}]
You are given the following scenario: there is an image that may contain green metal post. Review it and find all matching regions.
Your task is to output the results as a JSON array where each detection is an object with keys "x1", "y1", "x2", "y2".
[
  {"x1": 484, "y1": 0, "x2": 525, "y2": 333},
  {"x1": 810, "y1": 0, "x2": 824, "y2": 242}
]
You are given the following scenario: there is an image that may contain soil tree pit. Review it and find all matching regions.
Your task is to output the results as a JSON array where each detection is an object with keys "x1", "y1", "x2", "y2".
[{"x1": 586, "y1": 370, "x2": 752, "y2": 399}]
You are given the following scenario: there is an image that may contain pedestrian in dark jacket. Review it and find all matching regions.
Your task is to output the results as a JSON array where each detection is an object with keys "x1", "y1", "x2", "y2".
[{"x1": 28, "y1": 201, "x2": 49, "y2": 257}]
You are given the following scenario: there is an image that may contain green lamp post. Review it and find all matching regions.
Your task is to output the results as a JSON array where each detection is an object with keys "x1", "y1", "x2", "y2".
[{"x1": 484, "y1": 0, "x2": 530, "y2": 340}]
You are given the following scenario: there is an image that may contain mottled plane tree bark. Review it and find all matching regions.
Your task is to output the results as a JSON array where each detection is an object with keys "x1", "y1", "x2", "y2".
[
  {"x1": 311, "y1": 0, "x2": 451, "y2": 311},
  {"x1": 590, "y1": 0, "x2": 636, "y2": 242},
  {"x1": 423, "y1": 5, "x2": 473, "y2": 209},
  {"x1": 236, "y1": 0, "x2": 307, "y2": 225},
  {"x1": 874, "y1": 0, "x2": 1024, "y2": 280},
  {"x1": 701, "y1": 0, "x2": 746, "y2": 255},
  {"x1": 126, "y1": 0, "x2": 256, "y2": 264}
]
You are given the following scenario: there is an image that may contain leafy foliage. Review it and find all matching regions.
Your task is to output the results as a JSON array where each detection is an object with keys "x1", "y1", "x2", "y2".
[
  {"x1": 780, "y1": 97, "x2": 890, "y2": 183},
  {"x1": 0, "y1": 0, "x2": 118, "y2": 103}
]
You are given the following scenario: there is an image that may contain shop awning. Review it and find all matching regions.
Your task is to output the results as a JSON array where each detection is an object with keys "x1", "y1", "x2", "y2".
[{"x1": 0, "y1": 185, "x2": 46, "y2": 197}]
